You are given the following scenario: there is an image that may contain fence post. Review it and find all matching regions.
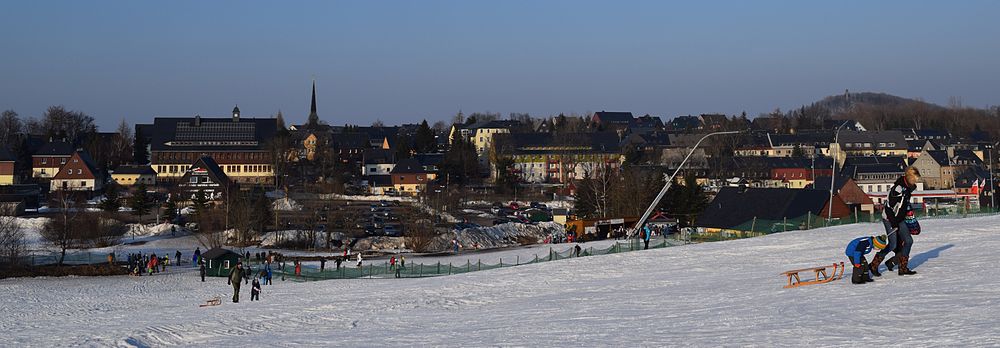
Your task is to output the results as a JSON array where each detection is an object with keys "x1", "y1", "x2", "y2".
[
  {"x1": 419, "y1": 264, "x2": 423, "y2": 277},
  {"x1": 467, "y1": 260, "x2": 471, "y2": 272},
  {"x1": 807, "y1": 214, "x2": 811, "y2": 229},
  {"x1": 449, "y1": 263, "x2": 452, "y2": 275},
  {"x1": 589, "y1": 247, "x2": 593, "y2": 256},
  {"x1": 534, "y1": 254, "x2": 538, "y2": 263},
  {"x1": 477, "y1": 259, "x2": 481, "y2": 271},
  {"x1": 783, "y1": 217, "x2": 787, "y2": 232},
  {"x1": 549, "y1": 247, "x2": 553, "y2": 261},
  {"x1": 516, "y1": 255, "x2": 519, "y2": 265},
  {"x1": 437, "y1": 261, "x2": 441, "y2": 274},
  {"x1": 500, "y1": 258, "x2": 503, "y2": 267}
]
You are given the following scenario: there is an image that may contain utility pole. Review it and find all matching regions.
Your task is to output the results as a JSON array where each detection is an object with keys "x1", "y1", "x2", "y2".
[
  {"x1": 627, "y1": 130, "x2": 741, "y2": 239},
  {"x1": 829, "y1": 120, "x2": 850, "y2": 221}
]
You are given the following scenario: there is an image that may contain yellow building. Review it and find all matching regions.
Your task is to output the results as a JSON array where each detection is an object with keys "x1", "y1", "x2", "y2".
[{"x1": 111, "y1": 165, "x2": 157, "y2": 186}]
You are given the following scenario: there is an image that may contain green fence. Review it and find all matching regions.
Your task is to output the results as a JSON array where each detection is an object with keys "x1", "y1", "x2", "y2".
[
  {"x1": 274, "y1": 238, "x2": 689, "y2": 281},
  {"x1": 720, "y1": 206, "x2": 1000, "y2": 235}
]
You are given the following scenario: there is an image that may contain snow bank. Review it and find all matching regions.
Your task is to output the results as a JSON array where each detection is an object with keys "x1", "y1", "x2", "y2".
[
  {"x1": 271, "y1": 197, "x2": 302, "y2": 211},
  {"x1": 438, "y1": 222, "x2": 563, "y2": 250}
]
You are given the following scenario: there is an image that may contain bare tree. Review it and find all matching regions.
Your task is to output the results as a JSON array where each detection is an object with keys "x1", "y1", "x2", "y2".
[
  {"x1": 0, "y1": 209, "x2": 26, "y2": 267},
  {"x1": 113, "y1": 119, "x2": 134, "y2": 167},
  {"x1": 0, "y1": 110, "x2": 22, "y2": 146},
  {"x1": 403, "y1": 219, "x2": 437, "y2": 253},
  {"x1": 40, "y1": 192, "x2": 85, "y2": 265},
  {"x1": 193, "y1": 209, "x2": 226, "y2": 249}
]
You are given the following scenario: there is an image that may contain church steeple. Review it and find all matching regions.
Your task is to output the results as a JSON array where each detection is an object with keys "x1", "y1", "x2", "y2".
[{"x1": 307, "y1": 80, "x2": 319, "y2": 127}]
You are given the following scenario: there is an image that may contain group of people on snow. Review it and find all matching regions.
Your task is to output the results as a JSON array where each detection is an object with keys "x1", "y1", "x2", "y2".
[{"x1": 846, "y1": 167, "x2": 922, "y2": 284}]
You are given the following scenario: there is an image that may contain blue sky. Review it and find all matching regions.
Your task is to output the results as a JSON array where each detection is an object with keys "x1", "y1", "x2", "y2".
[{"x1": 1, "y1": 0, "x2": 998, "y2": 129}]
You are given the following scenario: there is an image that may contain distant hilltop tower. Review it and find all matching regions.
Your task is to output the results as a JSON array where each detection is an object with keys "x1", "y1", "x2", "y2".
[{"x1": 307, "y1": 80, "x2": 319, "y2": 127}]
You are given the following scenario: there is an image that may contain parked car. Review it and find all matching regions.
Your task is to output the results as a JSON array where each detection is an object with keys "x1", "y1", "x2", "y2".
[
  {"x1": 529, "y1": 202, "x2": 548, "y2": 210},
  {"x1": 383, "y1": 224, "x2": 403, "y2": 237}
]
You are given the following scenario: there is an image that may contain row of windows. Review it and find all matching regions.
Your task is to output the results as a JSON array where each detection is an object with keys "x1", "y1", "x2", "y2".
[
  {"x1": 39, "y1": 158, "x2": 68, "y2": 165},
  {"x1": 224, "y1": 165, "x2": 272, "y2": 173},
  {"x1": 844, "y1": 142, "x2": 896, "y2": 148}
]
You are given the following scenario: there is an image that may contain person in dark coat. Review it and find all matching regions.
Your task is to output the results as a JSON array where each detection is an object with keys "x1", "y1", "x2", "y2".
[
  {"x1": 870, "y1": 167, "x2": 920, "y2": 276},
  {"x1": 199, "y1": 262, "x2": 206, "y2": 282},
  {"x1": 175, "y1": 250, "x2": 182, "y2": 266},
  {"x1": 845, "y1": 235, "x2": 887, "y2": 284},
  {"x1": 193, "y1": 247, "x2": 201, "y2": 266},
  {"x1": 230, "y1": 261, "x2": 244, "y2": 303},
  {"x1": 250, "y1": 277, "x2": 261, "y2": 301}
]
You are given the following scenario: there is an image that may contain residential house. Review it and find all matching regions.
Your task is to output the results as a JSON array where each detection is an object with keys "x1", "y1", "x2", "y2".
[
  {"x1": 699, "y1": 114, "x2": 728, "y2": 130},
  {"x1": 810, "y1": 176, "x2": 876, "y2": 213},
  {"x1": 111, "y1": 165, "x2": 157, "y2": 186},
  {"x1": 361, "y1": 148, "x2": 395, "y2": 176},
  {"x1": 50, "y1": 151, "x2": 103, "y2": 192},
  {"x1": 666, "y1": 115, "x2": 702, "y2": 131},
  {"x1": 390, "y1": 158, "x2": 436, "y2": 195},
  {"x1": 143, "y1": 106, "x2": 279, "y2": 186},
  {"x1": 911, "y1": 148, "x2": 984, "y2": 189},
  {"x1": 0, "y1": 148, "x2": 15, "y2": 185},
  {"x1": 178, "y1": 156, "x2": 233, "y2": 199},
  {"x1": 696, "y1": 187, "x2": 851, "y2": 232},
  {"x1": 591, "y1": 111, "x2": 634, "y2": 131},
  {"x1": 831, "y1": 130, "x2": 908, "y2": 158},
  {"x1": 31, "y1": 140, "x2": 74, "y2": 178}
]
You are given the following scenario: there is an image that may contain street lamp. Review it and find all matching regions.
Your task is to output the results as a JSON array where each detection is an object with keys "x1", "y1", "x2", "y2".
[
  {"x1": 828, "y1": 120, "x2": 851, "y2": 221},
  {"x1": 627, "y1": 130, "x2": 742, "y2": 239}
]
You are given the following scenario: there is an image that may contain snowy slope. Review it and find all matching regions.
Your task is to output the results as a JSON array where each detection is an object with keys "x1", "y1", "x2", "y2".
[{"x1": 3, "y1": 216, "x2": 1000, "y2": 347}]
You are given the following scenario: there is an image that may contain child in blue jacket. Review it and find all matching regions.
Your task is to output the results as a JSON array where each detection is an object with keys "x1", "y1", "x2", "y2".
[{"x1": 845, "y1": 235, "x2": 888, "y2": 284}]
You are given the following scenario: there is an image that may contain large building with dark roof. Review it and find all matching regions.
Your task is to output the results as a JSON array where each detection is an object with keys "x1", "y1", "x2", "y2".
[
  {"x1": 141, "y1": 106, "x2": 279, "y2": 186},
  {"x1": 494, "y1": 132, "x2": 621, "y2": 184}
]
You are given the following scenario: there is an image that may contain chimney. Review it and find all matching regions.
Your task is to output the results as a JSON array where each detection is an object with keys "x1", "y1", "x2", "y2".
[{"x1": 194, "y1": 115, "x2": 202, "y2": 127}]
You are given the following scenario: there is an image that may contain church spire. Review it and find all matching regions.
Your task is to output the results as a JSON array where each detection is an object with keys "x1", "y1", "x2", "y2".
[{"x1": 307, "y1": 79, "x2": 319, "y2": 127}]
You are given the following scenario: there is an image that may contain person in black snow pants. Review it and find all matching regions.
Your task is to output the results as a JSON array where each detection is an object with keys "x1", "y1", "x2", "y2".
[
  {"x1": 250, "y1": 277, "x2": 261, "y2": 301},
  {"x1": 870, "y1": 167, "x2": 920, "y2": 277},
  {"x1": 230, "y1": 261, "x2": 244, "y2": 303},
  {"x1": 199, "y1": 262, "x2": 206, "y2": 282}
]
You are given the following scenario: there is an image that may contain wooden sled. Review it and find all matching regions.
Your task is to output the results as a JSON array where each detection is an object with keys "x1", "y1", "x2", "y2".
[
  {"x1": 200, "y1": 296, "x2": 221, "y2": 307},
  {"x1": 781, "y1": 262, "x2": 844, "y2": 288}
]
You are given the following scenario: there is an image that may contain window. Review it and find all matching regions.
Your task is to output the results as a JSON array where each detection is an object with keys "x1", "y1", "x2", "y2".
[
  {"x1": 190, "y1": 177, "x2": 198, "y2": 183},
  {"x1": 224, "y1": 260, "x2": 230, "y2": 269},
  {"x1": 81, "y1": 181, "x2": 86, "y2": 187},
  {"x1": 77, "y1": 169, "x2": 82, "y2": 174},
  {"x1": 41, "y1": 169, "x2": 46, "y2": 174},
  {"x1": 61, "y1": 158, "x2": 66, "y2": 164},
  {"x1": 41, "y1": 159, "x2": 47, "y2": 164}
]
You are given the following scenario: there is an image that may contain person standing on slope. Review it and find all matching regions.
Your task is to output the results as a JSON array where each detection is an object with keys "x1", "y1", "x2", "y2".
[
  {"x1": 199, "y1": 261, "x2": 206, "y2": 282},
  {"x1": 230, "y1": 261, "x2": 244, "y2": 303},
  {"x1": 870, "y1": 167, "x2": 921, "y2": 277},
  {"x1": 845, "y1": 235, "x2": 887, "y2": 284}
]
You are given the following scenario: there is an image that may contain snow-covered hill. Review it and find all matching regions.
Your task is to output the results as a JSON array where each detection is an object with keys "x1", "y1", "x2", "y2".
[{"x1": 3, "y1": 215, "x2": 999, "y2": 346}]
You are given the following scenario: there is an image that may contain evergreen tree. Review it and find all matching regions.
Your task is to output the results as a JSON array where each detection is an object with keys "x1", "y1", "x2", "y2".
[
  {"x1": 414, "y1": 119, "x2": 437, "y2": 153},
  {"x1": 133, "y1": 127, "x2": 149, "y2": 164},
  {"x1": 129, "y1": 183, "x2": 151, "y2": 224},
  {"x1": 192, "y1": 189, "x2": 209, "y2": 219},
  {"x1": 100, "y1": 183, "x2": 121, "y2": 213},
  {"x1": 573, "y1": 176, "x2": 597, "y2": 218},
  {"x1": 161, "y1": 198, "x2": 178, "y2": 223},
  {"x1": 394, "y1": 134, "x2": 413, "y2": 160}
]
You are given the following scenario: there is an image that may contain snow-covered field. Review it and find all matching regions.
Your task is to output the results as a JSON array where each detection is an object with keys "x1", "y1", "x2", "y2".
[{"x1": 4, "y1": 215, "x2": 1000, "y2": 347}]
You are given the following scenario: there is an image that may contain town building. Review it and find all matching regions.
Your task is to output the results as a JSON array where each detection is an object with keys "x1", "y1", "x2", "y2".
[
  {"x1": 696, "y1": 187, "x2": 851, "y2": 233},
  {"x1": 390, "y1": 158, "x2": 437, "y2": 195},
  {"x1": 494, "y1": 132, "x2": 621, "y2": 184},
  {"x1": 50, "y1": 151, "x2": 103, "y2": 192},
  {"x1": 31, "y1": 140, "x2": 74, "y2": 178},
  {"x1": 143, "y1": 106, "x2": 278, "y2": 186},
  {"x1": 178, "y1": 156, "x2": 233, "y2": 199},
  {"x1": 111, "y1": 165, "x2": 157, "y2": 186},
  {"x1": 0, "y1": 148, "x2": 15, "y2": 185}
]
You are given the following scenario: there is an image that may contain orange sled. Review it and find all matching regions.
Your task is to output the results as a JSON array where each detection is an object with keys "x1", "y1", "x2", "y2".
[{"x1": 781, "y1": 262, "x2": 844, "y2": 288}]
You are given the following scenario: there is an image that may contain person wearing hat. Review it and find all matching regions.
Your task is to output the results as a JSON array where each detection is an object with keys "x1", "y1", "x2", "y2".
[
  {"x1": 871, "y1": 166, "x2": 921, "y2": 277},
  {"x1": 230, "y1": 261, "x2": 245, "y2": 303},
  {"x1": 845, "y1": 235, "x2": 888, "y2": 284}
]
